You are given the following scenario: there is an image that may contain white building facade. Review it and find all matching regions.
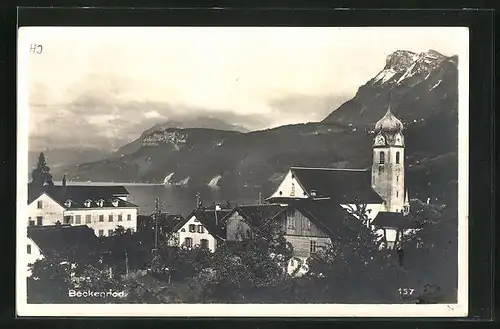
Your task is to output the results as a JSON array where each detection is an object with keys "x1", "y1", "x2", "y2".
[{"x1": 27, "y1": 186, "x2": 138, "y2": 237}]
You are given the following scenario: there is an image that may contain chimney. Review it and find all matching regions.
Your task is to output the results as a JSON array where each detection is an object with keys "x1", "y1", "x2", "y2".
[{"x1": 62, "y1": 175, "x2": 67, "y2": 187}]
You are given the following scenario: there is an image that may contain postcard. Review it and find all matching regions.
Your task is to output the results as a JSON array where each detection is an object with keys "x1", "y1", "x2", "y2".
[{"x1": 17, "y1": 26, "x2": 469, "y2": 317}]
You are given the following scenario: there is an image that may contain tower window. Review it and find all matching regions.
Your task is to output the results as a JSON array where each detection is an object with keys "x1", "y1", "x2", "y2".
[
  {"x1": 379, "y1": 151, "x2": 385, "y2": 164},
  {"x1": 396, "y1": 151, "x2": 400, "y2": 164}
]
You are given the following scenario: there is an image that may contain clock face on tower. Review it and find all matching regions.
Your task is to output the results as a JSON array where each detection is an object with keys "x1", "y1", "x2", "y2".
[
  {"x1": 395, "y1": 134, "x2": 402, "y2": 145},
  {"x1": 374, "y1": 134, "x2": 385, "y2": 146}
]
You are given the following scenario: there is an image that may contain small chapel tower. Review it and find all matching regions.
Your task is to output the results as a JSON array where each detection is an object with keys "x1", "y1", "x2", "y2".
[{"x1": 371, "y1": 104, "x2": 408, "y2": 214}]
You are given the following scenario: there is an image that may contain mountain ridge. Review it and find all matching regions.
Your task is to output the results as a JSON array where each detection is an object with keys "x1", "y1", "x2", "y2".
[{"x1": 58, "y1": 49, "x2": 459, "y2": 203}]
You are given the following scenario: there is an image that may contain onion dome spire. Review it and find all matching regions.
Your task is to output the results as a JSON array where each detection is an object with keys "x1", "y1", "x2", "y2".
[{"x1": 375, "y1": 100, "x2": 403, "y2": 134}]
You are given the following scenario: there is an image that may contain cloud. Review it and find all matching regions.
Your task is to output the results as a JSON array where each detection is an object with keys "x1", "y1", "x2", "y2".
[
  {"x1": 24, "y1": 27, "x2": 467, "y2": 151},
  {"x1": 267, "y1": 93, "x2": 352, "y2": 124},
  {"x1": 144, "y1": 110, "x2": 162, "y2": 119}
]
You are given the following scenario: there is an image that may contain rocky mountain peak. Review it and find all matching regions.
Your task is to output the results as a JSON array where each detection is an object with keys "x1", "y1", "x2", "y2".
[
  {"x1": 384, "y1": 50, "x2": 418, "y2": 72},
  {"x1": 372, "y1": 49, "x2": 448, "y2": 87},
  {"x1": 322, "y1": 48, "x2": 457, "y2": 126}
]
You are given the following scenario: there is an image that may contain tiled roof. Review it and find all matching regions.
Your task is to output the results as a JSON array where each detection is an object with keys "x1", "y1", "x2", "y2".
[
  {"x1": 232, "y1": 204, "x2": 287, "y2": 226},
  {"x1": 138, "y1": 214, "x2": 184, "y2": 234},
  {"x1": 27, "y1": 225, "x2": 99, "y2": 258},
  {"x1": 292, "y1": 200, "x2": 356, "y2": 239},
  {"x1": 289, "y1": 167, "x2": 383, "y2": 203},
  {"x1": 174, "y1": 207, "x2": 232, "y2": 240},
  {"x1": 372, "y1": 212, "x2": 418, "y2": 229},
  {"x1": 28, "y1": 185, "x2": 137, "y2": 209}
]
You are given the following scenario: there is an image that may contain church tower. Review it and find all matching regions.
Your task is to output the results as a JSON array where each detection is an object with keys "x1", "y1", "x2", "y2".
[{"x1": 371, "y1": 104, "x2": 408, "y2": 214}]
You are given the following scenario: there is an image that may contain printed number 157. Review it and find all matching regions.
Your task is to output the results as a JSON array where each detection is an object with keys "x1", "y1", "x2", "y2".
[{"x1": 399, "y1": 288, "x2": 415, "y2": 296}]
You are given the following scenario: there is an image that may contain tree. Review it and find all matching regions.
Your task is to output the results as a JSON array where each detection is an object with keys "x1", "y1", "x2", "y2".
[
  {"x1": 30, "y1": 152, "x2": 54, "y2": 188},
  {"x1": 27, "y1": 255, "x2": 73, "y2": 303},
  {"x1": 151, "y1": 245, "x2": 213, "y2": 283},
  {"x1": 304, "y1": 204, "x2": 403, "y2": 303},
  {"x1": 399, "y1": 198, "x2": 458, "y2": 303},
  {"x1": 193, "y1": 215, "x2": 295, "y2": 303}
]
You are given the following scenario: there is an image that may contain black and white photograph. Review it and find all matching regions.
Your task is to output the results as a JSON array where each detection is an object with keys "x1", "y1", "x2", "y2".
[{"x1": 17, "y1": 26, "x2": 469, "y2": 317}]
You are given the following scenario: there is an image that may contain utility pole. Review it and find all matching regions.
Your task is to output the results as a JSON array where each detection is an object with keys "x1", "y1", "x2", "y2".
[
  {"x1": 214, "y1": 202, "x2": 221, "y2": 226},
  {"x1": 154, "y1": 197, "x2": 160, "y2": 256},
  {"x1": 196, "y1": 191, "x2": 201, "y2": 208},
  {"x1": 258, "y1": 192, "x2": 262, "y2": 205},
  {"x1": 125, "y1": 249, "x2": 129, "y2": 275}
]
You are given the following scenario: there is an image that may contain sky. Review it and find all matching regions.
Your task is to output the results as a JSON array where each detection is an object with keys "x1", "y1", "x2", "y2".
[{"x1": 19, "y1": 27, "x2": 467, "y2": 151}]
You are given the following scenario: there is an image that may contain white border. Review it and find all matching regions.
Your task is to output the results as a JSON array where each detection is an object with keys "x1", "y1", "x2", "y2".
[{"x1": 16, "y1": 26, "x2": 469, "y2": 317}]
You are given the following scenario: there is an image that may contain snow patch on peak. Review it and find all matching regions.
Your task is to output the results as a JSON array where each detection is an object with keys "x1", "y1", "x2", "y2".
[
  {"x1": 373, "y1": 68, "x2": 397, "y2": 84},
  {"x1": 385, "y1": 50, "x2": 417, "y2": 72},
  {"x1": 429, "y1": 79, "x2": 442, "y2": 91},
  {"x1": 393, "y1": 49, "x2": 446, "y2": 85}
]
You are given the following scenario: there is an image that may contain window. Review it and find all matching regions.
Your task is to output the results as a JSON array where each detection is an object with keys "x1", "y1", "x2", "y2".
[
  {"x1": 379, "y1": 166, "x2": 384, "y2": 173},
  {"x1": 108, "y1": 214, "x2": 113, "y2": 222},
  {"x1": 200, "y1": 239, "x2": 209, "y2": 249},
  {"x1": 98, "y1": 230, "x2": 104, "y2": 237},
  {"x1": 287, "y1": 217, "x2": 296, "y2": 229},
  {"x1": 396, "y1": 191, "x2": 399, "y2": 197},
  {"x1": 306, "y1": 220, "x2": 312, "y2": 231},
  {"x1": 64, "y1": 215, "x2": 71, "y2": 224},
  {"x1": 36, "y1": 216, "x2": 43, "y2": 226},
  {"x1": 397, "y1": 175, "x2": 399, "y2": 182},
  {"x1": 198, "y1": 225, "x2": 204, "y2": 233},
  {"x1": 69, "y1": 216, "x2": 74, "y2": 224},
  {"x1": 379, "y1": 151, "x2": 385, "y2": 164},
  {"x1": 184, "y1": 237, "x2": 193, "y2": 248},
  {"x1": 27, "y1": 244, "x2": 31, "y2": 254},
  {"x1": 396, "y1": 151, "x2": 400, "y2": 164},
  {"x1": 127, "y1": 214, "x2": 131, "y2": 221},
  {"x1": 75, "y1": 215, "x2": 81, "y2": 225},
  {"x1": 189, "y1": 224, "x2": 196, "y2": 233},
  {"x1": 37, "y1": 200, "x2": 43, "y2": 209},
  {"x1": 99, "y1": 215, "x2": 104, "y2": 222},
  {"x1": 310, "y1": 240, "x2": 317, "y2": 253},
  {"x1": 118, "y1": 214, "x2": 123, "y2": 222},
  {"x1": 108, "y1": 229, "x2": 114, "y2": 236},
  {"x1": 290, "y1": 182, "x2": 295, "y2": 196},
  {"x1": 85, "y1": 214, "x2": 92, "y2": 224},
  {"x1": 28, "y1": 220, "x2": 35, "y2": 226},
  {"x1": 181, "y1": 228, "x2": 186, "y2": 232}
]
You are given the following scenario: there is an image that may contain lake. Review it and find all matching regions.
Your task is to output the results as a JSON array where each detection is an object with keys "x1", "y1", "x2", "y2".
[
  {"x1": 55, "y1": 181, "x2": 267, "y2": 217},
  {"x1": 127, "y1": 185, "x2": 265, "y2": 216}
]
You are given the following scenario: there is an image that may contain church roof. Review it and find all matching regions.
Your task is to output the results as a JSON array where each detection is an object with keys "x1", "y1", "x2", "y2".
[
  {"x1": 375, "y1": 105, "x2": 404, "y2": 134},
  {"x1": 288, "y1": 167, "x2": 383, "y2": 203},
  {"x1": 371, "y1": 212, "x2": 418, "y2": 229}
]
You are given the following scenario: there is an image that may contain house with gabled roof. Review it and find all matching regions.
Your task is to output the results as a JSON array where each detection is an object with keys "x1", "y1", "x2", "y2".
[
  {"x1": 224, "y1": 204, "x2": 287, "y2": 242},
  {"x1": 167, "y1": 205, "x2": 232, "y2": 252},
  {"x1": 27, "y1": 184, "x2": 138, "y2": 237},
  {"x1": 267, "y1": 106, "x2": 414, "y2": 250},
  {"x1": 26, "y1": 224, "x2": 100, "y2": 277}
]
